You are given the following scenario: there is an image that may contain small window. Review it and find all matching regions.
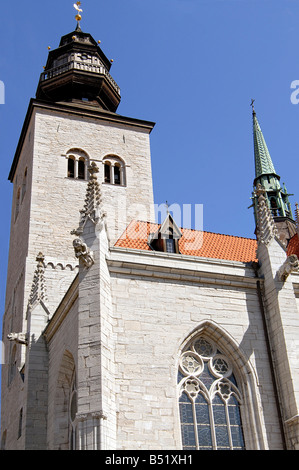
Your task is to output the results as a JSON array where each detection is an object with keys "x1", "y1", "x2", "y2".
[
  {"x1": 104, "y1": 162, "x2": 111, "y2": 183},
  {"x1": 78, "y1": 158, "x2": 85, "y2": 180},
  {"x1": 21, "y1": 168, "x2": 27, "y2": 201},
  {"x1": 166, "y1": 238, "x2": 175, "y2": 253},
  {"x1": 103, "y1": 156, "x2": 126, "y2": 186},
  {"x1": 114, "y1": 164, "x2": 121, "y2": 185},
  {"x1": 18, "y1": 408, "x2": 23, "y2": 439},
  {"x1": 68, "y1": 157, "x2": 75, "y2": 178},
  {"x1": 15, "y1": 189, "x2": 21, "y2": 221}
]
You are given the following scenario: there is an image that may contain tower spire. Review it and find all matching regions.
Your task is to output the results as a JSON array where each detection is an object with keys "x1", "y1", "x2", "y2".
[
  {"x1": 252, "y1": 102, "x2": 277, "y2": 180},
  {"x1": 251, "y1": 103, "x2": 296, "y2": 246}
]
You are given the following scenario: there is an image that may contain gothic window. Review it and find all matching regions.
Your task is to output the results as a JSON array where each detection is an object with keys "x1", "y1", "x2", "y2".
[
  {"x1": 69, "y1": 370, "x2": 77, "y2": 450},
  {"x1": 178, "y1": 336, "x2": 245, "y2": 450},
  {"x1": 103, "y1": 156, "x2": 126, "y2": 186}
]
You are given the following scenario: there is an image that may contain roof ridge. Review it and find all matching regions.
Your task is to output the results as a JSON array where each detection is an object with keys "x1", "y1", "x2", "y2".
[{"x1": 133, "y1": 220, "x2": 257, "y2": 242}]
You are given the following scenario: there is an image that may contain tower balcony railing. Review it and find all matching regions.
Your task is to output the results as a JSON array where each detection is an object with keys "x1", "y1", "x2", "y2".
[{"x1": 40, "y1": 60, "x2": 120, "y2": 95}]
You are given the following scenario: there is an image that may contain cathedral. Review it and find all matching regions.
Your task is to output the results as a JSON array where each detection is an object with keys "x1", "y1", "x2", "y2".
[{"x1": 1, "y1": 8, "x2": 299, "y2": 451}]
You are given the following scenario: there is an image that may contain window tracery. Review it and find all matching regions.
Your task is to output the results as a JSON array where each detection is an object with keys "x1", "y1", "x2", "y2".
[
  {"x1": 178, "y1": 336, "x2": 245, "y2": 450},
  {"x1": 69, "y1": 370, "x2": 77, "y2": 450}
]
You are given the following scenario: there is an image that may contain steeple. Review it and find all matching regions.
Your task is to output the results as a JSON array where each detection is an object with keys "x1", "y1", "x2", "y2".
[
  {"x1": 251, "y1": 102, "x2": 296, "y2": 246},
  {"x1": 36, "y1": 3, "x2": 121, "y2": 111}
]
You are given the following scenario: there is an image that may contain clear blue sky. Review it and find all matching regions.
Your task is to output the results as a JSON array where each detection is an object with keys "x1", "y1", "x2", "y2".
[{"x1": 0, "y1": 0, "x2": 298, "y2": 395}]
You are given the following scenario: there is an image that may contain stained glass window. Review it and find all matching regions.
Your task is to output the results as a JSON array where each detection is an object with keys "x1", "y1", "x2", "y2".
[{"x1": 178, "y1": 336, "x2": 245, "y2": 450}]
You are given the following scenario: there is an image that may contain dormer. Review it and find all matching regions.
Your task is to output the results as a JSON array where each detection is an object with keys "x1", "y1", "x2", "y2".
[{"x1": 149, "y1": 213, "x2": 182, "y2": 254}]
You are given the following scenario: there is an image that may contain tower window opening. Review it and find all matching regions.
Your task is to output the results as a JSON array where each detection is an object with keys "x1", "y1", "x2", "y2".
[
  {"x1": 270, "y1": 197, "x2": 279, "y2": 217},
  {"x1": 104, "y1": 162, "x2": 111, "y2": 183},
  {"x1": 114, "y1": 164, "x2": 121, "y2": 185},
  {"x1": 68, "y1": 157, "x2": 75, "y2": 178},
  {"x1": 103, "y1": 156, "x2": 126, "y2": 186},
  {"x1": 78, "y1": 158, "x2": 85, "y2": 180}
]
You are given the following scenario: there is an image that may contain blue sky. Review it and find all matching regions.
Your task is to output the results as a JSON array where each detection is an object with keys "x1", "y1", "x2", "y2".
[{"x1": 0, "y1": 0, "x2": 298, "y2": 396}]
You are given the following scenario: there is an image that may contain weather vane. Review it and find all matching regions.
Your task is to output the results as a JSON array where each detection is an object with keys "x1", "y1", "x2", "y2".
[
  {"x1": 250, "y1": 98, "x2": 255, "y2": 113},
  {"x1": 73, "y1": 2, "x2": 83, "y2": 22}
]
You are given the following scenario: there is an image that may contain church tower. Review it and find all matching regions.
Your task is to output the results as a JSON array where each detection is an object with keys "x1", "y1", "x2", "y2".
[
  {"x1": 251, "y1": 103, "x2": 296, "y2": 246},
  {"x1": 1, "y1": 9, "x2": 155, "y2": 449}
]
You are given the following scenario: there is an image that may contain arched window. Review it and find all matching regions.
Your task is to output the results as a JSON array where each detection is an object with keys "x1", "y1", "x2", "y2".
[
  {"x1": 69, "y1": 370, "x2": 78, "y2": 450},
  {"x1": 114, "y1": 163, "x2": 121, "y2": 185},
  {"x1": 66, "y1": 149, "x2": 89, "y2": 180},
  {"x1": 78, "y1": 158, "x2": 86, "y2": 180},
  {"x1": 104, "y1": 161, "x2": 111, "y2": 183},
  {"x1": 178, "y1": 336, "x2": 245, "y2": 450},
  {"x1": 103, "y1": 156, "x2": 126, "y2": 186},
  {"x1": 68, "y1": 157, "x2": 75, "y2": 178}
]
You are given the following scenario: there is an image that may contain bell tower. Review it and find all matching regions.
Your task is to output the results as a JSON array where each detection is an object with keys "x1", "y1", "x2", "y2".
[
  {"x1": 2, "y1": 5, "x2": 155, "y2": 449},
  {"x1": 251, "y1": 102, "x2": 296, "y2": 247},
  {"x1": 36, "y1": 22, "x2": 121, "y2": 112}
]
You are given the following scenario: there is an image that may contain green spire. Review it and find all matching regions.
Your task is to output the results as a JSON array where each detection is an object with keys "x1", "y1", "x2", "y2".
[
  {"x1": 250, "y1": 101, "x2": 295, "y2": 230},
  {"x1": 252, "y1": 104, "x2": 277, "y2": 179}
]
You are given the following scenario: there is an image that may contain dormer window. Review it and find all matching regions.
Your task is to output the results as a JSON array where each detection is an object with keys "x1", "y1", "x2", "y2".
[
  {"x1": 149, "y1": 214, "x2": 182, "y2": 254},
  {"x1": 103, "y1": 156, "x2": 126, "y2": 186},
  {"x1": 165, "y1": 238, "x2": 175, "y2": 253}
]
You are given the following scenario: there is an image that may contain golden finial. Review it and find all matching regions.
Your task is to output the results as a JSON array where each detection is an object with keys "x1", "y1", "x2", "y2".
[{"x1": 73, "y1": 2, "x2": 83, "y2": 22}]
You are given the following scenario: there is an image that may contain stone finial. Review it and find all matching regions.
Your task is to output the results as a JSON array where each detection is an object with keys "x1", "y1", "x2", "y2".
[
  {"x1": 295, "y1": 202, "x2": 299, "y2": 235},
  {"x1": 255, "y1": 183, "x2": 278, "y2": 245},
  {"x1": 71, "y1": 162, "x2": 104, "y2": 236},
  {"x1": 27, "y1": 252, "x2": 48, "y2": 309}
]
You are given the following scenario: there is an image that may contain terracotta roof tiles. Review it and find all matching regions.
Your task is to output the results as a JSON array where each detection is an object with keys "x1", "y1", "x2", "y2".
[
  {"x1": 115, "y1": 220, "x2": 258, "y2": 263},
  {"x1": 287, "y1": 233, "x2": 299, "y2": 258}
]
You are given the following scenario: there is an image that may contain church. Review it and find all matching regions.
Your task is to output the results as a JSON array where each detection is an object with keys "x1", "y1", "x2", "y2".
[{"x1": 1, "y1": 5, "x2": 299, "y2": 451}]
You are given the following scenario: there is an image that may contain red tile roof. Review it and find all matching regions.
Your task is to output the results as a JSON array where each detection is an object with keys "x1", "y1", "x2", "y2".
[
  {"x1": 115, "y1": 220, "x2": 258, "y2": 263},
  {"x1": 287, "y1": 233, "x2": 299, "y2": 258}
]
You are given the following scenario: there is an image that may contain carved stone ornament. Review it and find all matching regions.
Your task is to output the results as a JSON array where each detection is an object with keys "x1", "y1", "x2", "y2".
[
  {"x1": 277, "y1": 254, "x2": 299, "y2": 282},
  {"x1": 7, "y1": 332, "x2": 29, "y2": 345},
  {"x1": 255, "y1": 184, "x2": 278, "y2": 245},
  {"x1": 73, "y1": 237, "x2": 94, "y2": 268}
]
